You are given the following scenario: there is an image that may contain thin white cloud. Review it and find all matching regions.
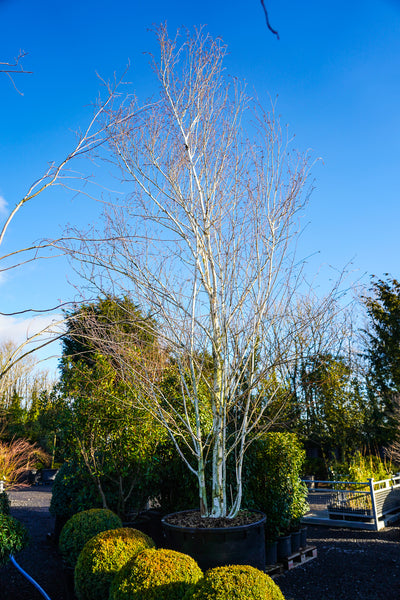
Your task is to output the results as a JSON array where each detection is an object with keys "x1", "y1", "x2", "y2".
[
  {"x1": 0, "y1": 314, "x2": 66, "y2": 377},
  {"x1": 0, "y1": 195, "x2": 8, "y2": 215},
  {"x1": 0, "y1": 313, "x2": 65, "y2": 348}
]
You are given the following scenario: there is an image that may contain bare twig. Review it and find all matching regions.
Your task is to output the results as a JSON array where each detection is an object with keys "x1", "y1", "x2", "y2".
[
  {"x1": 1, "y1": 51, "x2": 33, "y2": 95},
  {"x1": 260, "y1": 0, "x2": 280, "y2": 39},
  {"x1": 0, "y1": 76, "x2": 125, "y2": 378}
]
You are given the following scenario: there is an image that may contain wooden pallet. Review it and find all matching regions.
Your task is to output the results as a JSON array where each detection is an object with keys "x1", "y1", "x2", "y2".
[
  {"x1": 265, "y1": 562, "x2": 284, "y2": 576},
  {"x1": 284, "y1": 545, "x2": 317, "y2": 570},
  {"x1": 265, "y1": 545, "x2": 317, "y2": 577}
]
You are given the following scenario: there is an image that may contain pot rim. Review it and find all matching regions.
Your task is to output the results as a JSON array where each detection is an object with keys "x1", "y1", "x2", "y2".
[{"x1": 161, "y1": 509, "x2": 266, "y2": 533}]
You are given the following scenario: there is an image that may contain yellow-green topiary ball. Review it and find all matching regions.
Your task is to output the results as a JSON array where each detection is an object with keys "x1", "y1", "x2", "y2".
[
  {"x1": 59, "y1": 508, "x2": 122, "y2": 568},
  {"x1": 109, "y1": 547, "x2": 203, "y2": 600},
  {"x1": 74, "y1": 528, "x2": 155, "y2": 600},
  {"x1": 186, "y1": 565, "x2": 286, "y2": 599}
]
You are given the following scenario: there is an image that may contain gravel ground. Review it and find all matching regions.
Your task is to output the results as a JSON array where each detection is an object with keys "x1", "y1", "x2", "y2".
[
  {"x1": 276, "y1": 524, "x2": 400, "y2": 600},
  {"x1": 0, "y1": 486, "x2": 68, "y2": 600},
  {"x1": 1, "y1": 486, "x2": 399, "y2": 600}
]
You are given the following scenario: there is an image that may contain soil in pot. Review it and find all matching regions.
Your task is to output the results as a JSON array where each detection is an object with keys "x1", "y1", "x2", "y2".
[{"x1": 161, "y1": 510, "x2": 266, "y2": 571}]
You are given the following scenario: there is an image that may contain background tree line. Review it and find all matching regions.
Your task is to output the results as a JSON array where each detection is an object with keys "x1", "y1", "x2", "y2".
[{"x1": 1, "y1": 274, "x2": 400, "y2": 489}]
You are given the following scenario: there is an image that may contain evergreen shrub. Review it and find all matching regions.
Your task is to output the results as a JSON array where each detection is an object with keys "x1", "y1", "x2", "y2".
[
  {"x1": 74, "y1": 527, "x2": 155, "y2": 600},
  {"x1": 330, "y1": 451, "x2": 394, "y2": 483},
  {"x1": 0, "y1": 491, "x2": 10, "y2": 515},
  {"x1": 147, "y1": 440, "x2": 199, "y2": 515},
  {"x1": 0, "y1": 514, "x2": 29, "y2": 565},
  {"x1": 50, "y1": 462, "x2": 102, "y2": 522},
  {"x1": 109, "y1": 547, "x2": 203, "y2": 600},
  {"x1": 187, "y1": 565, "x2": 285, "y2": 600},
  {"x1": 59, "y1": 508, "x2": 122, "y2": 568},
  {"x1": 243, "y1": 432, "x2": 308, "y2": 538}
]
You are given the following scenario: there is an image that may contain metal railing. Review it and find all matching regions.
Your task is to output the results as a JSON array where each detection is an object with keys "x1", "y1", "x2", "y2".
[{"x1": 302, "y1": 475, "x2": 400, "y2": 530}]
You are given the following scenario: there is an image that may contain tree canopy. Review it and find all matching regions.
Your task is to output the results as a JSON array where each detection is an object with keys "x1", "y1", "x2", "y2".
[{"x1": 363, "y1": 276, "x2": 400, "y2": 446}]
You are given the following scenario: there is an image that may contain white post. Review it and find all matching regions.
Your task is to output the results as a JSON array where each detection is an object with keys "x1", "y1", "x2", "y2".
[
  {"x1": 0, "y1": 479, "x2": 4, "y2": 494},
  {"x1": 368, "y1": 478, "x2": 379, "y2": 531}
]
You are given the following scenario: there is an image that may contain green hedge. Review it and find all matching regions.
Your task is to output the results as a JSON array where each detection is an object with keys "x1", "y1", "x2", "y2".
[{"x1": 243, "y1": 432, "x2": 308, "y2": 538}]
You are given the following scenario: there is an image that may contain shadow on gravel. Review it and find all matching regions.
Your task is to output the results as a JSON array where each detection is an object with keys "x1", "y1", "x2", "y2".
[{"x1": 277, "y1": 524, "x2": 400, "y2": 600}]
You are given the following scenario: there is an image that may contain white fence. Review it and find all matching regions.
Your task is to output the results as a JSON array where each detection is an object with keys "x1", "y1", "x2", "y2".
[{"x1": 302, "y1": 474, "x2": 400, "y2": 530}]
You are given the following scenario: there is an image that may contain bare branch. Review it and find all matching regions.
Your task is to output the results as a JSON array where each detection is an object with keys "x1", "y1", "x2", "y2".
[
  {"x1": 0, "y1": 75, "x2": 127, "y2": 380},
  {"x1": 1, "y1": 50, "x2": 33, "y2": 95},
  {"x1": 260, "y1": 1, "x2": 280, "y2": 39}
]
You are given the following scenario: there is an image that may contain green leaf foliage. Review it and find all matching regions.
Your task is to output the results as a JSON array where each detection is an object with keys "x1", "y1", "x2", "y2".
[
  {"x1": 364, "y1": 277, "x2": 400, "y2": 394},
  {"x1": 146, "y1": 440, "x2": 200, "y2": 515},
  {"x1": 186, "y1": 565, "x2": 285, "y2": 600},
  {"x1": 0, "y1": 491, "x2": 10, "y2": 515},
  {"x1": 109, "y1": 548, "x2": 203, "y2": 600},
  {"x1": 0, "y1": 514, "x2": 29, "y2": 565},
  {"x1": 59, "y1": 508, "x2": 122, "y2": 568},
  {"x1": 243, "y1": 432, "x2": 308, "y2": 538},
  {"x1": 57, "y1": 297, "x2": 165, "y2": 518},
  {"x1": 74, "y1": 527, "x2": 155, "y2": 600},
  {"x1": 330, "y1": 451, "x2": 394, "y2": 483},
  {"x1": 61, "y1": 296, "x2": 157, "y2": 373},
  {"x1": 50, "y1": 461, "x2": 102, "y2": 520},
  {"x1": 363, "y1": 276, "x2": 400, "y2": 444},
  {"x1": 298, "y1": 354, "x2": 367, "y2": 460}
]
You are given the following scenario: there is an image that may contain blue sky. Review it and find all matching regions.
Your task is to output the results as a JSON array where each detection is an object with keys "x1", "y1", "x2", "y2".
[{"x1": 1, "y1": 0, "x2": 400, "y2": 371}]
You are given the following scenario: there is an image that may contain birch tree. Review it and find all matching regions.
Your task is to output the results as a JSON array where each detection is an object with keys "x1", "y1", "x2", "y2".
[{"x1": 65, "y1": 25, "x2": 314, "y2": 518}]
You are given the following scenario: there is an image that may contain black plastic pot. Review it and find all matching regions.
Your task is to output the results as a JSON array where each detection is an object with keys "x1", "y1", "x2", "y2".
[
  {"x1": 40, "y1": 468, "x2": 59, "y2": 485},
  {"x1": 161, "y1": 510, "x2": 266, "y2": 571},
  {"x1": 290, "y1": 530, "x2": 301, "y2": 553},
  {"x1": 300, "y1": 525, "x2": 307, "y2": 548},
  {"x1": 63, "y1": 564, "x2": 77, "y2": 600},
  {"x1": 265, "y1": 539, "x2": 278, "y2": 566},
  {"x1": 54, "y1": 514, "x2": 69, "y2": 545},
  {"x1": 125, "y1": 510, "x2": 165, "y2": 547},
  {"x1": 277, "y1": 534, "x2": 292, "y2": 560}
]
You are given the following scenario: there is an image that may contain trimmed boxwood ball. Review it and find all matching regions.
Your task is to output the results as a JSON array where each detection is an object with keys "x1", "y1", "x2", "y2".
[
  {"x1": 109, "y1": 548, "x2": 203, "y2": 600},
  {"x1": 74, "y1": 528, "x2": 155, "y2": 600},
  {"x1": 59, "y1": 508, "x2": 122, "y2": 568},
  {"x1": 186, "y1": 565, "x2": 286, "y2": 600}
]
